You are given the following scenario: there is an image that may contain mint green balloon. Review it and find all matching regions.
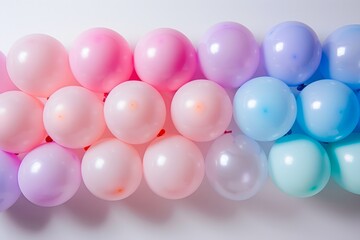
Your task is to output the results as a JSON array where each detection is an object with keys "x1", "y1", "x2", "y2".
[
  {"x1": 326, "y1": 134, "x2": 360, "y2": 194},
  {"x1": 269, "y1": 134, "x2": 331, "y2": 197}
]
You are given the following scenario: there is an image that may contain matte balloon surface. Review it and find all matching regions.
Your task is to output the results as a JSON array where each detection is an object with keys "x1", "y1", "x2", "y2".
[{"x1": 0, "y1": 51, "x2": 18, "y2": 93}]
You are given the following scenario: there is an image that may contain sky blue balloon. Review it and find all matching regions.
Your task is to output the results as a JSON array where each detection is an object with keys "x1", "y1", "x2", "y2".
[
  {"x1": 262, "y1": 21, "x2": 322, "y2": 86},
  {"x1": 320, "y1": 25, "x2": 360, "y2": 89},
  {"x1": 269, "y1": 134, "x2": 331, "y2": 197},
  {"x1": 326, "y1": 134, "x2": 360, "y2": 194},
  {"x1": 296, "y1": 79, "x2": 359, "y2": 142},
  {"x1": 233, "y1": 76, "x2": 297, "y2": 141}
]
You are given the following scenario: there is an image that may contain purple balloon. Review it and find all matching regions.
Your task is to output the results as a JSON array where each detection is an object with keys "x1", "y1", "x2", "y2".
[
  {"x1": 198, "y1": 22, "x2": 260, "y2": 88},
  {"x1": 0, "y1": 151, "x2": 21, "y2": 211}
]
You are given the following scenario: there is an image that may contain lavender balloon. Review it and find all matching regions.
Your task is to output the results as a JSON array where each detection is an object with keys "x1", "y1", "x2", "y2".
[
  {"x1": 0, "y1": 151, "x2": 21, "y2": 211},
  {"x1": 205, "y1": 134, "x2": 268, "y2": 200}
]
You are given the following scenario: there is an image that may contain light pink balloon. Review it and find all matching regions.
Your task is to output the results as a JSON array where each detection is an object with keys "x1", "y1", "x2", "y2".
[
  {"x1": 0, "y1": 51, "x2": 18, "y2": 93},
  {"x1": 134, "y1": 28, "x2": 197, "y2": 92},
  {"x1": 43, "y1": 86, "x2": 105, "y2": 149},
  {"x1": 7, "y1": 34, "x2": 76, "y2": 97},
  {"x1": 171, "y1": 80, "x2": 232, "y2": 142},
  {"x1": 82, "y1": 138, "x2": 142, "y2": 201},
  {"x1": 0, "y1": 91, "x2": 45, "y2": 153},
  {"x1": 143, "y1": 135, "x2": 204, "y2": 199},
  {"x1": 69, "y1": 28, "x2": 133, "y2": 93},
  {"x1": 104, "y1": 81, "x2": 166, "y2": 144}
]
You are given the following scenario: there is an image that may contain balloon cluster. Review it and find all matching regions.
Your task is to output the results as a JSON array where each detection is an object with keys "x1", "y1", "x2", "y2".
[{"x1": 1, "y1": 22, "x2": 360, "y2": 211}]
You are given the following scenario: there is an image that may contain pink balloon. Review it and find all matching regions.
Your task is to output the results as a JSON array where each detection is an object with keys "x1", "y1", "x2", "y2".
[
  {"x1": 143, "y1": 135, "x2": 204, "y2": 199},
  {"x1": 171, "y1": 80, "x2": 232, "y2": 142},
  {"x1": 0, "y1": 51, "x2": 18, "y2": 93},
  {"x1": 0, "y1": 91, "x2": 45, "y2": 153},
  {"x1": 43, "y1": 86, "x2": 105, "y2": 149},
  {"x1": 82, "y1": 138, "x2": 142, "y2": 201},
  {"x1": 6, "y1": 34, "x2": 76, "y2": 97},
  {"x1": 134, "y1": 28, "x2": 197, "y2": 92},
  {"x1": 69, "y1": 28, "x2": 133, "y2": 93},
  {"x1": 104, "y1": 81, "x2": 166, "y2": 144}
]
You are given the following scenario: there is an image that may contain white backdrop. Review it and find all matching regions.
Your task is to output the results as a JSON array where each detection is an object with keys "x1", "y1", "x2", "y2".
[{"x1": 1, "y1": 0, "x2": 360, "y2": 239}]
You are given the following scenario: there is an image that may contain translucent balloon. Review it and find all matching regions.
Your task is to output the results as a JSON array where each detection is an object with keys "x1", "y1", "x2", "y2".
[
  {"x1": 7, "y1": 34, "x2": 75, "y2": 97},
  {"x1": 326, "y1": 134, "x2": 360, "y2": 194},
  {"x1": 43, "y1": 86, "x2": 106, "y2": 148},
  {"x1": 18, "y1": 142, "x2": 81, "y2": 207},
  {"x1": 262, "y1": 21, "x2": 322, "y2": 86},
  {"x1": 69, "y1": 28, "x2": 133, "y2": 93},
  {"x1": 296, "y1": 79, "x2": 359, "y2": 142},
  {"x1": 104, "y1": 81, "x2": 166, "y2": 144},
  {"x1": 0, "y1": 51, "x2": 18, "y2": 93},
  {"x1": 171, "y1": 80, "x2": 232, "y2": 142},
  {"x1": 320, "y1": 25, "x2": 360, "y2": 89},
  {"x1": 198, "y1": 22, "x2": 259, "y2": 88},
  {"x1": 134, "y1": 28, "x2": 196, "y2": 91},
  {"x1": 0, "y1": 151, "x2": 21, "y2": 211},
  {"x1": 82, "y1": 138, "x2": 142, "y2": 201},
  {"x1": 0, "y1": 91, "x2": 45, "y2": 153},
  {"x1": 205, "y1": 134, "x2": 268, "y2": 200},
  {"x1": 143, "y1": 135, "x2": 204, "y2": 199},
  {"x1": 269, "y1": 134, "x2": 331, "y2": 197},
  {"x1": 233, "y1": 76, "x2": 297, "y2": 141}
]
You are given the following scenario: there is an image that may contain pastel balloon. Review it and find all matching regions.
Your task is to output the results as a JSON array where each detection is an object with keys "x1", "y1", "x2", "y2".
[
  {"x1": 134, "y1": 28, "x2": 196, "y2": 91},
  {"x1": 0, "y1": 151, "x2": 21, "y2": 211},
  {"x1": 171, "y1": 80, "x2": 232, "y2": 142},
  {"x1": 0, "y1": 51, "x2": 18, "y2": 93},
  {"x1": 143, "y1": 135, "x2": 204, "y2": 199},
  {"x1": 69, "y1": 28, "x2": 133, "y2": 93},
  {"x1": 7, "y1": 34, "x2": 75, "y2": 97},
  {"x1": 82, "y1": 138, "x2": 142, "y2": 201},
  {"x1": 18, "y1": 142, "x2": 81, "y2": 207},
  {"x1": 262, "y1": 21, "x2": 322, "y2": 86},
  {"x1": 269, "y1": 134, "x2": 331, "y2": 197},
  {"x1": 233, "y1": 77, "x2": 297, "y2": 141},
  {"x1": 0, "y1": 91, "x2": 45, "y2": 153},
  {"x1": 43, "y1": 86, "x2": 105, "y2": 148},
  {"x1": 320, "y1": 24, "x2": 360, "y2": 88},
  {"x1": 296, "y1": 80, "x2": 359, "y2": 142},
  {"x1": 104, "y1": 81, "x2": 166, "y2": 144},
  {"x1": 206, "y1": 134, "x2": 268, "y2": 200},
  {"x1": 326, "y1": 134, "x2": 360, "y2": 194},
  {"x1": 198, "y1": 22, "x2": 259, "y2": 88}
]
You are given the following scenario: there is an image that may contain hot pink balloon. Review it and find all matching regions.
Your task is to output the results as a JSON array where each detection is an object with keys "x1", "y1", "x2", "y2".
[
  {"x1": 6, "y1": 34, "x2": 75, "y2": 97},
  {"x1": 43, "y1": 86, "x2": 105, "y2": 149},
  {"x1": 0, "y1": 51, "x2": 18, "y2": 93},
  {"x1": 69, "y1": 28, "x2": 133, "y2": 93},
  {"x1": 134, "y1": 28, "x2": 197, "y2": 92},
  {"x1": 0, "y1": 91, "x2": 45, "y2": 153}
]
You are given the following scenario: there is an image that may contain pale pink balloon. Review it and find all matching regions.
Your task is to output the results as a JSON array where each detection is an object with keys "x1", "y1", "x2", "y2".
[
  {"x1": 82, "y1": 138, "x2": 142, "y2": 201},
  {"x1": 143, "y1": 135, "x2": 204, "y2": 199},
  {"x1": 171, "y1": 80, "x2": 232, "y2": 142},
  {"x1": 43, "y1": 86, "x2": 105, "y2": 149},
  {"x1": 104, "y1": 81, "x2": 166, "y2": 144},
  {"x1": 134, "y1": 28, "x2": 197, "y2": 92},
  {"x1": 0, "y1": 91, "x2": 45, "y2": 153},
  {"x1": 6, "y1": 34, "x2": 75, "y2": 97},
  {"x1": 69, "y1": 28, "x2": 133, "y2": 93},
  {"x1": 0, "y1": 51, "x2": 18, "y2": 93}
]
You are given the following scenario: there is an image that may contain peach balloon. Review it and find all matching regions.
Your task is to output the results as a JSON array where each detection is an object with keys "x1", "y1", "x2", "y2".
[
  {"x1": 43, "y1": 86, "x2": 105, "y2": 149},
  {"x1": 0, "y1": 51, "x2": 18, "y2": 93},
  {"x1": 0, "y1": 91, "x2": 45, "y2": 153},
  {"x1": 171, "y1": 80, "x2": 232, "y2": 142}
]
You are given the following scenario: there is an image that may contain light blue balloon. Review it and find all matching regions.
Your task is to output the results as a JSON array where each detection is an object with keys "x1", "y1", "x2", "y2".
[
  {"x1": 326, "y1": 134, "x2": 360, "y2": 194},
  {"x1": 233, "y1": 76, "x2": 297, "y2": 141},
  {"x1": 320, "y1": 25, "x2": 360, "y2": 89},
  {"x1": 268, "y1": 134, "x2": 331, "y2": 197},
  {"x1": 296, "y1": 79, "x2": 359, "y2": 142}
]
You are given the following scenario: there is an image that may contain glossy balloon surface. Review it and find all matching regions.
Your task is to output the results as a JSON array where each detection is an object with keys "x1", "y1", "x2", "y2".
[{"x1": 0, "y1": 51, "x2": 18, "y2": 93}]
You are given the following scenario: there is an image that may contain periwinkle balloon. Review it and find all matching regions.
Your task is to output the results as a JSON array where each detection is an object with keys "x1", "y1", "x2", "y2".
[
  {"x1": 233, "y1": 76, "x2": 297, "y2": 141},
  {"x1": 296, "y1": 80, "x2": 359, "y2": 142},
  {"x1": 206, "y1": 134, "x2": 268, "y2": 200}
]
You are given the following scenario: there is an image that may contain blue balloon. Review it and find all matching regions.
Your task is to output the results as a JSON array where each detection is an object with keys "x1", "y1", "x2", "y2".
[
  {"x1": 269, "y1": 134, "x2": 331, "y2": 197},
  {"x1": 320, "y1": 24, "x2": 360, "y2": 89},
  {"x1": 233, "y1": 76, "x2": 297, "y2": 141},
  {"x1": 296, "y1": 79, "x2": 359, "y2": 142}
]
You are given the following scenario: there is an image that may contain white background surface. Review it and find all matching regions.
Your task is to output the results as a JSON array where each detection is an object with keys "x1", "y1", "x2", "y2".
[{"x1": 1, "y1": 0, "x2": 360, "y2": 239}]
